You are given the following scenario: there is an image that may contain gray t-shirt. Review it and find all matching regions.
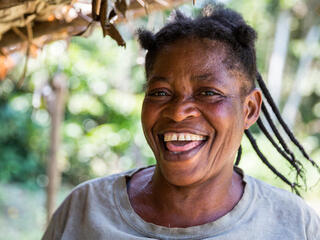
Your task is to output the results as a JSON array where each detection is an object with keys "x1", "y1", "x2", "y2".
[{"x1": 42, "y1": 167, "x2": 320, "y2": 240}]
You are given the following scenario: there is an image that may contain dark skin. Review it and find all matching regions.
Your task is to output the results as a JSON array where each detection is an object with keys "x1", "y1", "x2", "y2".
[{"x1": 128, "y1": 38, "x2": 262, "y2": 228}]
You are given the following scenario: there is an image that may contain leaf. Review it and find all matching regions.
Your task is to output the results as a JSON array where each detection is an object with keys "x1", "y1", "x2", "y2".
[
  {"x1": 0, "y1": 56, "x2": 14, "y2": 80},
  {"x1": 154, "y1": 0, "x2": 169, "y2": 7},
  {"x1": 115, "y1": 0, "x2": 127, "y2": 17},
  {"x1": 136, "y1": 0, "x2": 145, "y2": 7},
  {"x1": 108, "y1": 8, "x2": 117, "y2": 22},
  {"x1": 144, "y1": 2, "x2": 149, "y2": 15},
  {"x1": 29, "y1": 44, "x2": 39, "y2": 58},
  {"x1": 17, "y1": 46, "x2": 30, "y2": 88},
  {"x1": 97, "y1": 0, "x2": 125, "y2": 46},
  {"x1": 74, "y1": 21, "x2": 95, "y2": 38},
  {"x1": 134, "y1": 0, "x2": 148, "y2": 15},
  {"x1": 92, "y1": 0, "x2": 101, "y2": 21},
  {"x1": 99, "y1": 0, "x2": 108, "y2": 36},
  {"x1": 102, "y1": 23, "x2": 126, "y2": 47}
]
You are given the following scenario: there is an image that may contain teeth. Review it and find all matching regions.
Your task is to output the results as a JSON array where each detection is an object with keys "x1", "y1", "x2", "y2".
[
  {"x1": 179, "y1": 135, "x2": 185, "y2": 141},
  {"x1": 163, "y1": 133, "x2": 207, "y2": 142},
  {"x1": 172, "y1": 134, "x2": 177, "y2": 141}
]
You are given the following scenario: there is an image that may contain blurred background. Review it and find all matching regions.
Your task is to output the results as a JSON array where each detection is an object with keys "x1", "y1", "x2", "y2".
[{"x1": 0, "y1": 0, "x2": 320, "y2": 239}]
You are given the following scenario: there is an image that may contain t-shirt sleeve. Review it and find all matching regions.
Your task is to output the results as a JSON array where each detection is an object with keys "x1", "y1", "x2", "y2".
[
  {"x1": 42, "y1": 211, "x2": 64, "y2": 240},
  {"x1": 306, "y1": 207, "x2": 320, "y2": 240},
  {"x1": 41, "y1": 189, "x2": 79, "y2": 240}
]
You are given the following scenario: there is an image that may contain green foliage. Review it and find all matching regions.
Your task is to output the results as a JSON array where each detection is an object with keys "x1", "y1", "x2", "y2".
[
  {"x1": 0, "y1": 28, "x2": 153, "y2": 187},
  {"x1": 0, "y1": 94, "x2": 47, "y2": 186}
]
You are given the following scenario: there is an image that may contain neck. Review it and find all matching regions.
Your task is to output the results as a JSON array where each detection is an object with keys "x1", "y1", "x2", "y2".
[{"x1": 128, "y1": 165, "x2": 244, "y2": 228}]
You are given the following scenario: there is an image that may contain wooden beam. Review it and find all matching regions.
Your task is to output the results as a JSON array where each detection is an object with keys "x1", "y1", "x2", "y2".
[
  {"x1": 0, "y1": 16, "x2": 89, "y2": 48},
  {"x1": 0, "y1": 0, "x2": 72, "y2": 9},
  {"x1": 0, "y1": 0, "x2": 35, "y2": 10}
]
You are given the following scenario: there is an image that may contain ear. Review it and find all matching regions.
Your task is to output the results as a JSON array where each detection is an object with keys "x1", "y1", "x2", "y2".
[{"x1": 243, "y1": 88, "x2": 262, "y2": 129}]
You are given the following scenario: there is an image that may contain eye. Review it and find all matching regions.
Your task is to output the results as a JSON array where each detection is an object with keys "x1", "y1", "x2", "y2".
[
  {"x1": 199, "y1": 90, "x2": 219, "y2": 96},
  {"x1": 152, "y1": 91, "x2": 168, "y2": 96},
  {"x1": 147, "y1": 89, "x2": 170, "y2": 97}
]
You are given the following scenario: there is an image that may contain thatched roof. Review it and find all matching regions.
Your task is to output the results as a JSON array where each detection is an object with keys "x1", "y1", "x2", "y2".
[
  {"x1": 0, "y1": 0, "x2": 190, "y2": 49},
  {"x1": 0, "y1": 0, "x2": 189, "y2": 80}
]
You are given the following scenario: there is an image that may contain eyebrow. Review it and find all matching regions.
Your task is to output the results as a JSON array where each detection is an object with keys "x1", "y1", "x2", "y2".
[
  {"x1": 147, "y1": 73, "x2": 224, "y2": 85},
  {"x1": 148, "y1": 76, "x2": 168, "y2": 84},
  {"x1": 191, "y1": 73, "x2": 213, "y2": 81},
  {"x1": 149, "y1": 74, "x2": 213, "y2": 83}
]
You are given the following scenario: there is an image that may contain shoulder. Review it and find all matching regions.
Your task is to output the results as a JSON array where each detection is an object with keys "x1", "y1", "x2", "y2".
[
  {"x1": 58, "y1": 167, "x2": 141, "y2": 209},
  {"x1": 71, "y1": 170, "x2": 126, "y2": 195},
  {"x1": 42, "y1": 168, "x2": 142, "y2": 240},
  {"x1": 245, "y1": 175, "x2": 320, "y2": 239},
  {"x1": 247, "y1": 175, "x2": 309, "y2": 209},
  {"x1": 55, "y1": 170, "x2": 123, "y2": 208}
]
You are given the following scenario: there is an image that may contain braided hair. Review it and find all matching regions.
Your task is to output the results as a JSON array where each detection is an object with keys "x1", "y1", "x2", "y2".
[{"x1": 137, "y1": 4, "x2": 319, "y2": 195}]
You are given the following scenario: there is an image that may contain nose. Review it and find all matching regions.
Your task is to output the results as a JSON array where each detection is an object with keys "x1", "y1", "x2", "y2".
[{"x1": 162, "y1": 97, "x2": 200, "y2": 122}]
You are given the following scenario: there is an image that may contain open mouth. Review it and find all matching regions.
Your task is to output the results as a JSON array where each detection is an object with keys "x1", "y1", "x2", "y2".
[{"x1": 159, "y1": 132, "x2": 208, "y2": 154}]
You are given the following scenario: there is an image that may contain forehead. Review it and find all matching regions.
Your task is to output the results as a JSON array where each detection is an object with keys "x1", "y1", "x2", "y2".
[
  {"x1": 154, "y1": 38, "x2": 228, "y2": 72},
  {"x1": 149, "y1": 38, "x2": 246, "y2": 87}
]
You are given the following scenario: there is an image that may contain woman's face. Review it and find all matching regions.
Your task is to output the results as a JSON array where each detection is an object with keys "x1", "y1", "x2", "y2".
[{"x1": 141, "y1": 38, "x2": 261, "y2": 186}]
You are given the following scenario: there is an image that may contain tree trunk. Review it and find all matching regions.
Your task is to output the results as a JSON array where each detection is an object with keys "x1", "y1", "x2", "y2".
[
  {"x1": 46, "y1": 73, "x2": 67, "y2": 224},
  {"x1": 267, "y1": 11, "x2": 291, "y2": 106}
]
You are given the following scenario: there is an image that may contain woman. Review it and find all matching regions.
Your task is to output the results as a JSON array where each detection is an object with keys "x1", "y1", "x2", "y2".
[{"x1": 43, "y1": 5, "x2": 320, "y2": 240}]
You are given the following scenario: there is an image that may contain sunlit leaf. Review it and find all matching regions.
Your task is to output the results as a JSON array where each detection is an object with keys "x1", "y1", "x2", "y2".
[
  {"x1": 103, "y1": 23, "x2": 126, "y2": 47},
  {"x1": 99, "y1": 0, "x2": 108, "y2": 37},
  {"x1": 92, "y1": 0, "x2": 101, "y2": 20},
  {"x1": 115, "y1": 0, "x2": 127, "y2": 17},
  {"x1": 0, "y1": 56, "x2": 14, "y2": 80}
]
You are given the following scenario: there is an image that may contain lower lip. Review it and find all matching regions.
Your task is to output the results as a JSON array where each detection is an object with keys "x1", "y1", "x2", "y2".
[{"x1": 160, "y1": 138, "x2": 207, "y2": 162}]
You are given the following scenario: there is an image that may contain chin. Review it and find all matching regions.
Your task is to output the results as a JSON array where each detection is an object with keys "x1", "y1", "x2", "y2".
[{"x1": 156, "y1": 158, "x2": 212, "y2": 187}]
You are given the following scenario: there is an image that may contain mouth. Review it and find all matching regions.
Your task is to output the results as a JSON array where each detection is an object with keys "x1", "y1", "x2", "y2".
[{"x1": 158, "y1": 132, "x2": 208, "y2": 157}]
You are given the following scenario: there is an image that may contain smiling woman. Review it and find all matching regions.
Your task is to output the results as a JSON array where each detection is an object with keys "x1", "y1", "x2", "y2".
[{"x1": 42, "y1": 4, "x2": 320, "y2": 240}]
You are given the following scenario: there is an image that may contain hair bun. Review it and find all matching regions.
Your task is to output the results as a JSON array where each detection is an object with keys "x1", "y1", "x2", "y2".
[
  {"x1": 233, "y1": 24, "x2": 257, "y2": 47},
  {"x1": 137, "y1": 29, "x2": 156, "y2": 50},
  {"x1": 174, "y1": 10, "x2": 188, "y2": 21}
]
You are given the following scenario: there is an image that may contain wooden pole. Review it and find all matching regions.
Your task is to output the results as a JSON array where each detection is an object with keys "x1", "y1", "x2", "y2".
[{"x1": 46, "y1": 73, "x2": 67, "y2": 224}]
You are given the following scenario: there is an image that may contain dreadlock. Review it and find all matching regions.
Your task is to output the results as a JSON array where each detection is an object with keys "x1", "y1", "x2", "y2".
[{"x1": 137, "y1": 4, "x2": 319, "y2": 194}]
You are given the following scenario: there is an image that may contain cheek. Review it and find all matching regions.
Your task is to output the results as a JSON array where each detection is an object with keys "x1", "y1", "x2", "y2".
[
  {"x1": 141, "y1": 101, "x2": 151, "y2": 131},
  {"x1": 202, "y1": 100, "x2": 245, "y2": 135},
  {"x1": 141, "y1": 100, "x2": 161, "y2": 135},
  {"x1": 141, "y1": 101, "x2": 155, "y2": 152},
  {"x1": 204, "y1": 101, "x2": 237, "y2": 123}
]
